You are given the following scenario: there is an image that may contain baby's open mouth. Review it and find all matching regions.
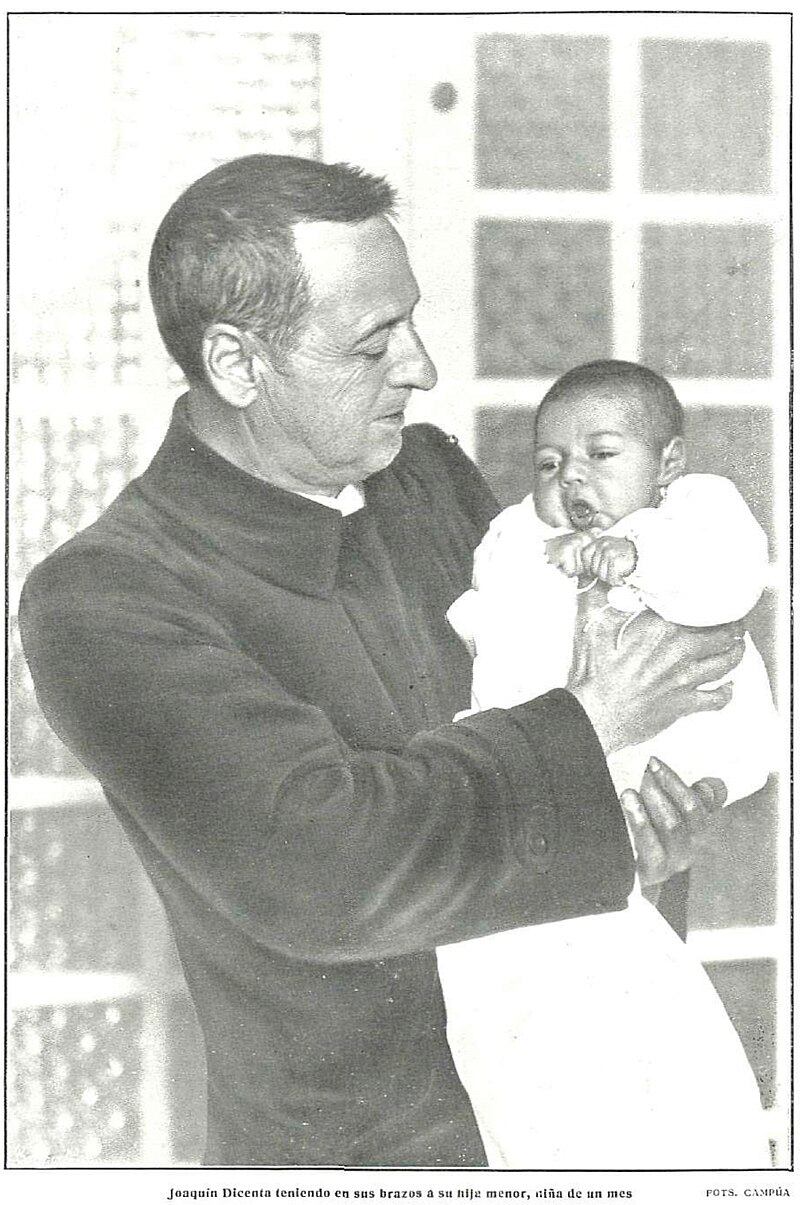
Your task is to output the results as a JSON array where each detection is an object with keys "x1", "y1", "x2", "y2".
[{"x1": 567, "y1": 499, "x2": 596, "y2": 530}]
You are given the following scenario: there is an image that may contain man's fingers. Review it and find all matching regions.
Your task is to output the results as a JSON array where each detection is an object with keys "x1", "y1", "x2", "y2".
[
  {"x1": 690, "y1": 682, "x2": 734, "y2": 713},
  {"x1": 674, "y1": 640, "x2": 744, "y2": 693},
  {"x1": 639, "y1": 760, "x2": 681, "y2": 828},
  {"x1": 620, "y1": 789, "x2": 667, "y2": 885},
  {"x1": 620, "y1": 765, "x2": 723, "y2": 887},
  {"x1": 644, "y1": 758, "x2": 720, "y2": 848},
  {"x1": 689, "y1": 620, "x2": 745, "y2": 648},
  {"x1": 691, "y1": 777, "x2": 728, "y2": 813},
  {"x1": 639, "y1": 760, "x2": 692, "y2": 871},
  {"x1": 695, "y1": 625, "x2": 745, "y2": 662},
  {"x1": 661, "y1": 624, "x2": 745, "y2": 680},
  {"x1": 647, "y1": 757, "x2": 704, "y2": 818}
]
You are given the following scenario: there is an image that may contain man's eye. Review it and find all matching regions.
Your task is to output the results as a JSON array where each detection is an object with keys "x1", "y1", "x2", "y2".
[
  {"x1": 591, "y1": 449, "x2": 618, "y2": 460},
  {"x1": 357, "y1": 331, "x2": 392, "y2": 360},
  {"x1": 536, "y1": 460, "x2": 558, "y2": 474}
]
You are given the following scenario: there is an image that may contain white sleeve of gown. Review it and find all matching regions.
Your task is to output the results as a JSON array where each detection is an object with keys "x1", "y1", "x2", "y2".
[
  {"x1": 605, "y1": 475, "x2": 776, "y2": 804},
  {"x1": 446, "y1": 497, "x2": 578, "y2": 714},
  {"x1": 606, "y1": 474, "x2": 769, "y2": 627}
]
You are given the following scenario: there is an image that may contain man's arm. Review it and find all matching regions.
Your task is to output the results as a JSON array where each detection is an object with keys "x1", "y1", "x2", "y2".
[
  {"x1": 19, "y1": 553, "x2": 635, "y2": 964},
  {"x1": 568, "y1": 602, "x2": 745, "y2": 756},
  {"x1": 566, "y1": 603, "x2": 746, "y2": 887}
]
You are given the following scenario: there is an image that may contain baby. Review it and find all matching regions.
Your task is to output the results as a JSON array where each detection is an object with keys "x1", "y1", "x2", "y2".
[
  {"x1": 448, "y1": 359, "x2": 775, "y2": 800},
  {"x1": 438, "y1": 360, "x2": 776, "y2": 1169}
]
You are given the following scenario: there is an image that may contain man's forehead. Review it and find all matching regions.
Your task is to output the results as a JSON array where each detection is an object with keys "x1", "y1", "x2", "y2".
[{"x1": 292, "y1": 216, "x2": 418, "y2": 317}]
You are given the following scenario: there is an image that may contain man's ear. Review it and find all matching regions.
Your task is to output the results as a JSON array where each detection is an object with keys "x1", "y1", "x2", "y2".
[
  {"x1": 657, "y1": 436, "x2": 687, "y2": 487},
  {"x1": 201, "y1": 324, "x2": 263, "y2": 409}
]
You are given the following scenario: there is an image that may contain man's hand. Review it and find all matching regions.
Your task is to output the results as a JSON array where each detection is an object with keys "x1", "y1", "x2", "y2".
[
  {"x1": 568, "y1": 606, "x2": 745, "y2": 754},
  {"x1": 620, "y1": 758, "x2": 726, "y2": 885},
  {"x1": 580, "y1": 535, "x2": 637, "y2": 587},
  {"x1": 545, "y1": 531, "x2": 595, "y2": 577}
]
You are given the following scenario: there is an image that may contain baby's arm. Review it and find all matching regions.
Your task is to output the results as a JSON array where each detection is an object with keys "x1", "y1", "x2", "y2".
[
  {"x1": 580, "y1": 535, "x2": 638, "y2": 588},
  {"x1": 604, "y1": 474, "x2": 769, "y2": 626},
  {"x1": 447, "y1": 499, "x2": 578, "y2": 713},
  {"x1": 604, "y1": 477, "x2": 776, "y2": 808},
  {"x1": 545, "y1": 530, "x2": 595, "y2": 577},
  {"x1": 447, "y1": 508, "x2": 513, "y2": 655}
]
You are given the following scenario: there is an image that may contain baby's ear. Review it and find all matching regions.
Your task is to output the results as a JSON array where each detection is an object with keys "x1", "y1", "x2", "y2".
[{"x1": 658, "y1": 436, "x2": 687, "y2": 487}]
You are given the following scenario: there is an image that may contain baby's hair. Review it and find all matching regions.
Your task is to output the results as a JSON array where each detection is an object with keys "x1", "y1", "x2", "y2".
[{"x1": 536, "y1": 360, "x2": 684, "y2": 448}]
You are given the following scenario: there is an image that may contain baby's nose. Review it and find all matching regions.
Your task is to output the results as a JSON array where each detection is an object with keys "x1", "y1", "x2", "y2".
[{"x1": 560, "y1": 456, "x2": 586, "y2": 485}]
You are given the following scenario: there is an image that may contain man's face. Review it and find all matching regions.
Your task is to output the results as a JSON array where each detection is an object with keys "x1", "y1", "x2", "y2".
[
  {"x1": 251, "y1": 216, "x2": 437, "y2": 493},
  {"x1": 532, "y1": 386, "x2": 665, "y2": 531}
]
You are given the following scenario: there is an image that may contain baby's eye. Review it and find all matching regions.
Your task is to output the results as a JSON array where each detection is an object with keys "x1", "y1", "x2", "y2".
[
  {"x1": 590, "y1": 449, "x2": 618, "y2": 460},
  {"x1": 536, "y1": 459, "x2": 559, "y2": 474}
]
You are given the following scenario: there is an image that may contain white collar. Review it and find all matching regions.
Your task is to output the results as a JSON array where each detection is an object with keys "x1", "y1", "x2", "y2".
[{"x1": 295, "y1": 482, "x2": 365, "y2": 516}]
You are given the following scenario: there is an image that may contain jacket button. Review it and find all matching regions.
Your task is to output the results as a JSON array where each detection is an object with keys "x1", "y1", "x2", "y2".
[
  {"x1": 446, "y1": 433, "x2": 459, "y2": 445},
  {"x1": 531, "y1": 835, "x2": 549, "y2": 855}
]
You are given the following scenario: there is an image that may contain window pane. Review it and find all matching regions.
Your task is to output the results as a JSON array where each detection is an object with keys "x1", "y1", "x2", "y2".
[
  {"x1": 476, "y1": 35, "x2": 610, "y2": 190},
  {"x1": 476, "y1": 220, "x2": 612, "y2": 377},
  {"x1": 8, "y1": 999, "x2": 144, "y2": 1164},
  {"x1": 682, "y1": 403, "x2": 774, "y2": 544},
  {"x1": 642, "y1": 39, "x2": 771, "y2": 194},
  {"x1": 640, "y1": 224, "x2": 772, "y2": 376},
  {"x1": 11, "y1": 24, "x2": 321, "y2": 393},
  {"x1": 475, "y1": 405, "x2": 538, "y2": 506},
  {"x1": 10, "y1": 412, "x2": 143, "y2": 775},
  {"x1": 10, "y1": 805, "x2": 143, "y2": 975}
]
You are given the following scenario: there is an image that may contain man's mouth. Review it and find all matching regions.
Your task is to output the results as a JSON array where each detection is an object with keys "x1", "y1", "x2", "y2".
[{"x1": 566, "y1": 499, "x2": 597, "y2": 530}]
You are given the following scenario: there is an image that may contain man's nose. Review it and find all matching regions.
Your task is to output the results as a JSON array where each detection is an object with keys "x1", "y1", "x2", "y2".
[{"x1": 387, "y1": 324, "x2": 438, "y2": 392}]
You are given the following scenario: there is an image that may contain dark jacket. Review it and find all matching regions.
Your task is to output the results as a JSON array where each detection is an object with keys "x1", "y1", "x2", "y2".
[{"x1": 19, "y1": 403, "x2": 634, "y2": 1167}]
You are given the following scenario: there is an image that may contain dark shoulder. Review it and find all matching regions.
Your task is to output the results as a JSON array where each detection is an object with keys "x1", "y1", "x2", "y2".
[
  {"x1": 396, "y1": 422, "x2": 499, "y2": 525},
  {"x1": 20, "y1": 480, "x2": 179, "y2": 626},
  {"x1": 399, "y1": 421, "x2": 465, "y2": 465}
]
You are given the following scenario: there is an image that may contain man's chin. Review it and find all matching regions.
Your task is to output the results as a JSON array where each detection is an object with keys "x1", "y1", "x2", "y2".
[
  {"x1": 363, "y1": 423, "x2": 405, "y2": 477},
  {"x1": 373, "y1": 412, "x2": 406, "y2": 434}
]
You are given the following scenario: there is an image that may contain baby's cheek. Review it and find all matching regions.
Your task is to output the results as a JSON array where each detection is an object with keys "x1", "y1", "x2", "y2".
[{"x1": 533, "y1": 486, "x2": 563, "y2": 526}]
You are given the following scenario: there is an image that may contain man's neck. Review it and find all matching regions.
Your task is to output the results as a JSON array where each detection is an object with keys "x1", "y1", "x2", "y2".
[{"x1": 185, "y1": 386, "x2": 345, "y2": 498}]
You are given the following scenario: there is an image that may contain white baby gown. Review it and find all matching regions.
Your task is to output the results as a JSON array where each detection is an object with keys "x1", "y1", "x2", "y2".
[{"x1": 439, "y1": 474, "x2": 776, "y2": 1169}]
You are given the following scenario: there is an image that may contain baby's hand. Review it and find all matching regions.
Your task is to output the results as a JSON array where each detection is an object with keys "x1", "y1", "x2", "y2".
[
  {"x1": 580, "y1": 535, "x2": 637, "y2": 587},
  {"x1": 545, "y1": 531, "x2": 595, "y2": 577}
]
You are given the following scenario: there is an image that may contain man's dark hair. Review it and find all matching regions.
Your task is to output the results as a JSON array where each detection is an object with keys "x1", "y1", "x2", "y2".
[
  {"x1": 536, "y1": 359, "x2": 684, "y2": 447},
  {"x1": 148, "y1": 154, "x2": 396, "y2": 383}
]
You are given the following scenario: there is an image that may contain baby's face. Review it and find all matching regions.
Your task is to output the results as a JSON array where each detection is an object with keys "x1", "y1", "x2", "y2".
[{"x1": 533, "y1": 386, "x2": 665, "y2": 531}]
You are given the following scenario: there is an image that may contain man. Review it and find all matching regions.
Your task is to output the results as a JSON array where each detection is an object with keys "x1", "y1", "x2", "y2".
[{"x1": 20, "y1": 155, "x2": 742, "y2": 1167}]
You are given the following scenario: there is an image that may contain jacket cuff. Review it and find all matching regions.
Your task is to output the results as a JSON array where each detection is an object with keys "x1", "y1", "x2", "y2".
[{"x1": 499, "y1": 688, "x2": 635, "y2": 913}]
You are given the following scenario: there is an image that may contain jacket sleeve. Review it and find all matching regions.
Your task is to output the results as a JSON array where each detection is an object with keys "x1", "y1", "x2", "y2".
[
  {"x1": 19, "y1": 551, "x2": 634, "y2": 966},
  {"x1": 609, "y1": 474, "x2": 770, "y2": 626}
]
